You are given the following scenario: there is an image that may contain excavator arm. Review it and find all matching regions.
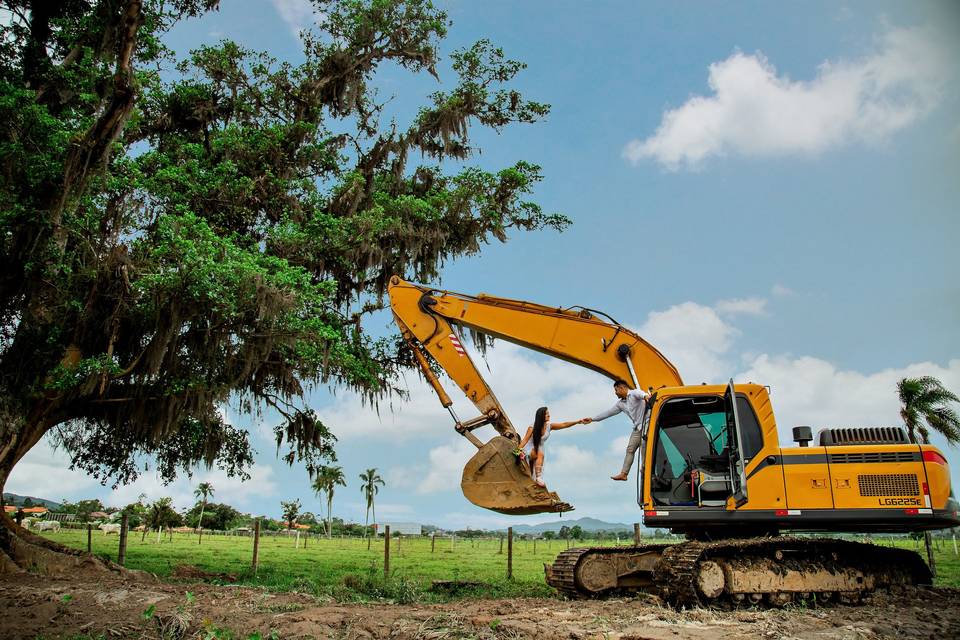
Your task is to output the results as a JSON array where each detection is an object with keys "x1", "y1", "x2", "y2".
[{"x1": 388, "y1": 276, "x2": 682, "y2": 515}]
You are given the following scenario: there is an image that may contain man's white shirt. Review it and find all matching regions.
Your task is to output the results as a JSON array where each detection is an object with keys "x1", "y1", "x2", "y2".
[{"x1": 592, "y1": 388, "x2": 648, "y2": 430}]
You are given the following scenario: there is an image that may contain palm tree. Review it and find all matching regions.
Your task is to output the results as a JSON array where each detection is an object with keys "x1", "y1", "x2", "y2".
[
  {"x1": 193, "y1": 482, "x2": 214, "y2": 545},
  {"x1": 359, "y1": 468, "x2": 385, "y2": 548},
  {"x1": 898, "y1": 376, "x2": 960, "y2": 445},
  {"x1": 312, "y1": 466, "x2": 346, "y2": 539},
  {"x1": 897, "y1": 375, "x2": 960, "y2": 581}
]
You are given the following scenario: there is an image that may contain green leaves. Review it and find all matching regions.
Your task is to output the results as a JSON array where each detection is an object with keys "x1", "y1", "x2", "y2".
[
  {"x1": 898, "y1": 376, "x2": 960, "y2": 445},
  {"x1": 1, "y1": 0, "x2": 566, "y2": 492}
]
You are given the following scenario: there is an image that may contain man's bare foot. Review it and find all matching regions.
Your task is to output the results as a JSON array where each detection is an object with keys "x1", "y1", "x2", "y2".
[{"x1": 610, "y1": 473, "x2": 628, "y2": 481}]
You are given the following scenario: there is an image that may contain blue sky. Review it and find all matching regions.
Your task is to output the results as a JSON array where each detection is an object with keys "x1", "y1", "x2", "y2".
[{"x1": 10, "y1": 1, "x2": 960, "y2": 529}]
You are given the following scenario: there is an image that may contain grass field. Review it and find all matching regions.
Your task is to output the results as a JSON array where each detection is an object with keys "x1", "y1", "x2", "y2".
[{"x1": 41, "y1": 528, "x2": 960, "y2": 602}]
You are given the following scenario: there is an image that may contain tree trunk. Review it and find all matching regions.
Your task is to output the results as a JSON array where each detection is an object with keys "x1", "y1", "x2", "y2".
[
  {"x1": 326, "y1": 494, "x2": 333, "y2": 539},
  {"x1": 364, "y1": 505, "x2": 371, "y2": 550},
  {"x1": 197, "y1": 500, "x2": 206, "y2": 545},
  {"x1": 924, "y1": 531, "x2": 938, "y2": 580},
  {"x1": 0, "y1": 416, "x2": 130, "y2": 577}
]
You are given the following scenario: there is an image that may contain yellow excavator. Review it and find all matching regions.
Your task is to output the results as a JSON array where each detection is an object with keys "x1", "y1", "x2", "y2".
[{"x1": 388, "y1": 276, "x2": 959, "y2": 605}]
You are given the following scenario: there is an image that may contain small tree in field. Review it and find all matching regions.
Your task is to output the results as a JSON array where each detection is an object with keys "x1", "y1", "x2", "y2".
[
  {"x1": 142, "y1": 498, "x2": 179, "y2": 542},
  {"x1": 193, "y1": 482, "x2": 214, "y2": 544},
  {"x1": 897, "y1": 375, "x2": 959, "y2": 579},
  {"x1": 281, "y1": 500, "x2": 301, "y2": 530},
  {"x1": 359, "y1": 468, "x2": 384, "y2": 548},
  {"x1": 313, "y1": 466, "x2": 346, "y2": 539}
]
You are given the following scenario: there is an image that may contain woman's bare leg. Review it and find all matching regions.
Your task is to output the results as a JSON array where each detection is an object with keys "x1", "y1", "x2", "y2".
[{"x1": 534, "y1": 450, "x2": 545, "y2": 485}]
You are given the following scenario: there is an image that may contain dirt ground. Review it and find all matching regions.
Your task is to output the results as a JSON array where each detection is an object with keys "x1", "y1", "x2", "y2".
[{"x1": 1, "y1": 573, "x2": 958, "y2": 640}]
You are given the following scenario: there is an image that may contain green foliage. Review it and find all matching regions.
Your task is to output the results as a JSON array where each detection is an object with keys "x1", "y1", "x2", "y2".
[
  {"x1": 359, "y1": 468, "x2": 385, "y2": 529},
  {"x1": 280, "y1": 499, "x2": 301, "y2": 529},
  {"x1": 898, "y1": 376, "x2": 960, "y2": 445},
  {"x1": 146, "y1": 497, "x2": 183, "y2": 529},
  {"x1": 57, "y1": 498, "x2": 106, "y2": 522},
  {"x1": 313, "y1": 465, "x2": 347, "y2": 536},
  {"x1": 184, "y1": 502, "x2": 243, "y2": 531},
  {"x1": 0, "y1": 0, "x2": 566, "y2": 495}
]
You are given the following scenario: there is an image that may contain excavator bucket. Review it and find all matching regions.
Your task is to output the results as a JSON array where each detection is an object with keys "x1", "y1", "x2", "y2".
[{"x1": 461, "y1": 436, "x2": 574, "y2": 515}]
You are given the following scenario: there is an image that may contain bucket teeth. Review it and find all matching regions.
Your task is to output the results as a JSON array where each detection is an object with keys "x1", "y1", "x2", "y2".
[{"x1": 461, "y1": 436, "x2": 574, "y2": 515}]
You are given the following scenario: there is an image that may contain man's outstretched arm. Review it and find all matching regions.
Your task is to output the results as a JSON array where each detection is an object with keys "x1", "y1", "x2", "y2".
[{"x1": 588, "y1": 404, "x2": 622, "y2": 423}]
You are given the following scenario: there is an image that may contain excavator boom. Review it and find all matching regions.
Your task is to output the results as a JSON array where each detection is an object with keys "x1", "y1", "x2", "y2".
[{"x1": 388, "y1": 276, "x2": 682, "y2": 515}]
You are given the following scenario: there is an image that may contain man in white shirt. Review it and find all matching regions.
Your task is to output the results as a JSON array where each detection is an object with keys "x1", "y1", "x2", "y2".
[{"x1": 583, "y1": 379, "x2": 649, "y2": 481}]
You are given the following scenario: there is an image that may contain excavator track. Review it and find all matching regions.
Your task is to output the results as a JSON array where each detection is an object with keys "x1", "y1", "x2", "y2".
[{"x1": 545, "y1": 538, "x2": 932, "y2": 607}]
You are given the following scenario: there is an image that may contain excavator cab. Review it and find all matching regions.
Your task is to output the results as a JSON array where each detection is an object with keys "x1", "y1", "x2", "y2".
[{"x1": 461, "y1": 436, "x2": 573, "y2": 515}]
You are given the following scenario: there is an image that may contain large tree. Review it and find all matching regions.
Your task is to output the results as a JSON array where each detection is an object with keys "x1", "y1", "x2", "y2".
[{"x1": 0, "y1": 0, "x2": 565, "y2": 574}]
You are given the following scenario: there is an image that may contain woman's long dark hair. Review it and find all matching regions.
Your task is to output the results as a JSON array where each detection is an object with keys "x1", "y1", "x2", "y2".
[{"x1": 532, "y1": 406, "x2": 548, "y2": 451}]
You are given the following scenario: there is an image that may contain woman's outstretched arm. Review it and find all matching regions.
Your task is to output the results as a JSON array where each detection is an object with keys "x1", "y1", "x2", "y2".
[{"x1": 550, "y1": 418, "x2": 588, "y2": 431}]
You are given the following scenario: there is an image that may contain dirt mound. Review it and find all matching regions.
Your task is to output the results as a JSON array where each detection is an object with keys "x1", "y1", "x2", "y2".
[{"x1": 0, "y1": 573, "x2": 957, "y2": 639}]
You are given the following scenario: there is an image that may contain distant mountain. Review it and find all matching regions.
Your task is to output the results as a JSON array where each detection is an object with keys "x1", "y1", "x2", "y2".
[
  {"x1": 505, "y1": 517, "x2": 633, "y2": 534},
  {"x1": 2, "y1": 493, "x2": 62, "y2": 509}
]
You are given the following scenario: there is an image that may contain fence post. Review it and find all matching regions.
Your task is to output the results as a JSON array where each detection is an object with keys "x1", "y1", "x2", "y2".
[
  {"x1": 87, "y1": 524, "x2": 92, "y2": 553},
  {"x1": 499, "y1": 534, "x2": 504, "y2": 555},
  {"x1": 295, "y1": 530, "x2": 300, "y2": 549},
  {"x1": 384, "y1": 525, "x2": 391, "y2": 578},
  {"x1": 397, "y1": 534, "x2": 401, "y2": 556},
  {"x1": 252, "y1": 519, "x2": 261, "y2": 575},
  {"x1": 533, "y1": 538, "x2": 537, "y2": 554},
  {"x1": 117, "y1": 514, "x2": 129, "y2": 566},
  {"x1": 507, "y1": 527, "x2": 513, "y2": 579},
  {"x1": 634, "y1": 523, "x2": 641, "y2": 546},
  {"x1": 431, "y1": 532, "x2": 436, "y2": 554}
]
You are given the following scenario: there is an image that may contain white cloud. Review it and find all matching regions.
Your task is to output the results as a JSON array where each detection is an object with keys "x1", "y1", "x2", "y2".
[
  {"x1": 417, "y1": 439, "x2": 476, "y2": 494},
  {"x1": 638, "y1": 302, "x2": 738, "y2": 382},
  {"x1": 771, "y1": 283, "x2": 796, "y2": 297},
  {"x1": 5, "y1": 439, "x2": 101, "y2": 503},
  {"x1": 270, "y1": 0, "x2": 317, "y2": 38},
  {"x1": 737, "y1": 355, "x2": 960, "y2": 449},
  {"x1": 715, "y1": 297, "x2": 768, "y2": 316},
  {"x1": 624, "y1": 25, "x2": 948, "y2": 170},
  {"x1": 106, "y1": 464, "x2": 279, "y2": 513}
]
